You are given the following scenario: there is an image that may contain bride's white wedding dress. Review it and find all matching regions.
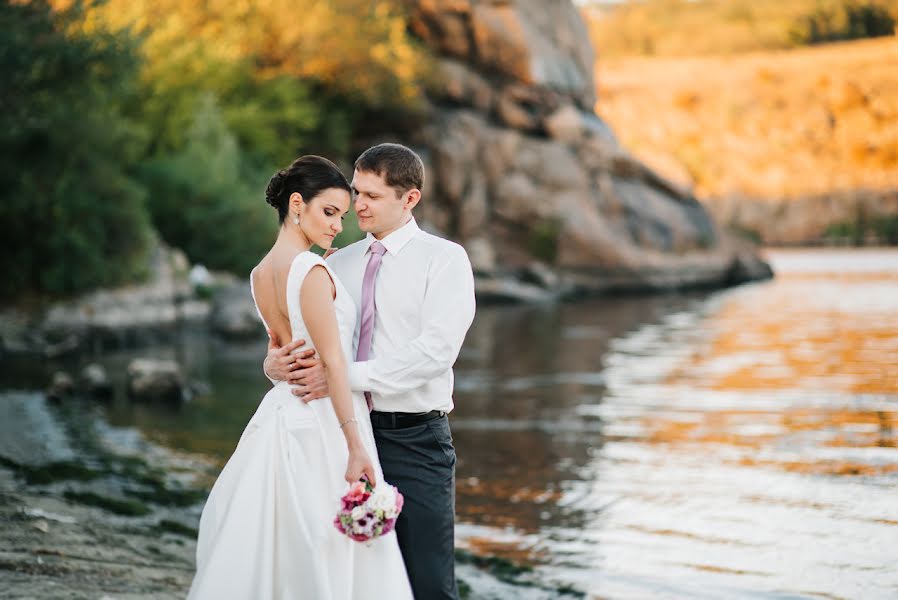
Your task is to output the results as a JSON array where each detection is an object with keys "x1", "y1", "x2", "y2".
[{"x1": 188, "y1": 252, "x2": 412, "y2": 599}]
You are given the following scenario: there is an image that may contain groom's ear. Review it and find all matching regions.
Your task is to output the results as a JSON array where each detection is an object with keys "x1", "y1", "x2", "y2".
[{"x1": 403, "y1": 188, "x2": 421, "y2": 211}]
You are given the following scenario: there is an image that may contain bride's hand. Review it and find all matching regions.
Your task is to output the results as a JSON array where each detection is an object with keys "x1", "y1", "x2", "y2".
[{"x1": 345, "y1": 449, "x2": 377, "y2": 487}]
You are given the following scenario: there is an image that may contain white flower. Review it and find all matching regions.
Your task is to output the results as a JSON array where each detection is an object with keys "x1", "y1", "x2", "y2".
[
  {"x1": 365, "y1": 485, "x2": 397, "y2": 515},
  {"x1": 350, "y1": 506, "x2": 367, "y2": 521}
]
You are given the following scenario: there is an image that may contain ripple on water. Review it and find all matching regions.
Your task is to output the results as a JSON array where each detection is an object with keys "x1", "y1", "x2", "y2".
[{"x1": 452, "y1": 249, "x2": 898, "y2": 599}]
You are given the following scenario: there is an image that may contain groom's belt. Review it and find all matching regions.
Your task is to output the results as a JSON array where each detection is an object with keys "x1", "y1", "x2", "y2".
[{"x1": 370, "y1": 410, "x2": 445, "y2": 429}]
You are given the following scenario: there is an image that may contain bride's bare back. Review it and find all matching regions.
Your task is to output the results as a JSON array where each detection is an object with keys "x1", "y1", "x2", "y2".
[{"x1": 251, "y1": 252, "x2": 297, "y2": 346}]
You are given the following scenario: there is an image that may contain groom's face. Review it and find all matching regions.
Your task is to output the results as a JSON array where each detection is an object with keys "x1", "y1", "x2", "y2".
[{"x1": 351, "y1": 169, "x2": 412, "y2": 239}]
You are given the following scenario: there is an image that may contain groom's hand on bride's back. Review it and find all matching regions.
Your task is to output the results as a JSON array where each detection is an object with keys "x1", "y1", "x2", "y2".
[
  {"x1": 290, "y1": 352, "x2": 329, "y2": 403},
  {"x1": 263, "y1": 331, "x2": 330, "y2": 402},
  {"x1": 263, "y1": 329, "x2": 314, "y2": 382}
]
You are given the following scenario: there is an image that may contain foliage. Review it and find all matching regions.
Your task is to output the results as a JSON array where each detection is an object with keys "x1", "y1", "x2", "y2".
[
  {"x1": 824, "y1": 214, "x2": 898, "y2": 244},
  {"x1": 0, "y1": 0, "x2": 154, "y2": 301},
  {"x1": 95, "y1": 0, "x2": 428, "y2": 275},
  {"x1": 789, "y1": 2, "x2": 895, "y2": 45},
  {"x1": 528, "y1": 218, "x2": 563, "y2": 264},
  {"x1": 2, "y1": 0, "x2": 430, "y2": 301},
  {"x1": 138, "y1": 95, "x2": 277, "y2": 275},
  {"x1": 90, "y1": 0, "x2": 429, "y2": 163},
  {"x1": 585, "y1": 0, "x2": 897, "y2": 57}
]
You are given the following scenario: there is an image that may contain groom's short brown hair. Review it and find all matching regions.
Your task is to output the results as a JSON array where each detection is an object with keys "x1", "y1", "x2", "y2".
[{"x1": 354, "y1": 143, "x2": 425, "y2": 195}]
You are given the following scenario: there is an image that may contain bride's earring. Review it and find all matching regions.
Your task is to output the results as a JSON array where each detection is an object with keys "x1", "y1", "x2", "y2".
[{"x1": 293, "y1": 214, "x2": 300, "y2": 226}]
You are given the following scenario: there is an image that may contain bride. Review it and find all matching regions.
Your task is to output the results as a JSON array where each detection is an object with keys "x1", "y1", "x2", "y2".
[{"x1": 188, "y1": 155, "x2": 412, "y2": 599}]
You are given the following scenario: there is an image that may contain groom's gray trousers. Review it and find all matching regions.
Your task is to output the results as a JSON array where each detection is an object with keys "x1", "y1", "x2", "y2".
[{"x1": 372, "y1": 411, "x2": 458, "y2": 600}]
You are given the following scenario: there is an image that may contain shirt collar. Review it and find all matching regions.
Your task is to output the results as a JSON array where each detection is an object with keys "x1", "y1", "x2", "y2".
[{"x1": 363, "y1": 217, "x2": 420, "y2": 256}]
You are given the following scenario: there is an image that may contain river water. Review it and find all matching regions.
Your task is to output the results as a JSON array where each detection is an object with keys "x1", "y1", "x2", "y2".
[
  {"x1": 8, "y1": 248, "x2": 897, "y2": 598},
  {"x1": 455, "y1": 248, "x2": 898, "y2": 599}
]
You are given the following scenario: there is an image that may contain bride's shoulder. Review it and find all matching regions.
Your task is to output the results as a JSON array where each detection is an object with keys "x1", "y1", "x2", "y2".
[{"x1": 287, "y1": 251, "x2": 326, "y2": 279}]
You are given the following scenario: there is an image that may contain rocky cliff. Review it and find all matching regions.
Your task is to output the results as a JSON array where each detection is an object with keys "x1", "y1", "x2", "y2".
[{"x1": 402, "y1": 0, "x2": 771, "y2": 299}]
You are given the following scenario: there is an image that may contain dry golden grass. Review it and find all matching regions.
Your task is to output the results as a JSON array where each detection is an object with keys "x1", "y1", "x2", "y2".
[{"x1": 594, "y1": 37, "x2": 898, "y2": 202}]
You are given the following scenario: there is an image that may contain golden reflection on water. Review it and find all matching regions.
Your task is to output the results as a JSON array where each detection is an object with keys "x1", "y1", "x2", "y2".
[
  {"x1": 669, "y1": 268, "x2": 898, "y2": 395},
  {"x1": 643, "y1": 251, "x2": 898, "y2": 478}
]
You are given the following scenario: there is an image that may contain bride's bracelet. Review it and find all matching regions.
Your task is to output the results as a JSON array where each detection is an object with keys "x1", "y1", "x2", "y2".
[{"x1": 339, "y1": 418, "x2": 358, "y2": 429}]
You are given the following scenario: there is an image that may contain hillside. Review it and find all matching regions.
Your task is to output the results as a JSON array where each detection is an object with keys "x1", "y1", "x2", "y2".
[
  {"x1": 592, "y1": 37, "x2": 898, "y2": 242},
  {"x1": 594, "y1": 37, "x2": 898, "y2": 199}
]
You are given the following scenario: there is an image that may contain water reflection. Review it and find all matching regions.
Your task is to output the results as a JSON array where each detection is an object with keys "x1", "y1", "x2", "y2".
[
  {"x1": 451, "y1": 250, "x2": 898, "y2": 598},
  {"x1": 25, "y1": 249, "x2": 897, "y2": 598}
]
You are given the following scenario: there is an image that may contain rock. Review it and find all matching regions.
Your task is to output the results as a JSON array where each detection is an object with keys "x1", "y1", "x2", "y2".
[
  {"x1": 543, "y1": 104, "x2": 585, "y2": 143},
  {"x1": 496, "y1": 90, "x2": 540, "y2": 131},
  {"x1": 725, "y1": 246, "x2": 775, "y2": 285},
  {"x1": 3, "y1": 243, "x2": 212, "y2": 358},
  {"x1": 401, "y1": 0, "x2": 772, "y2": 295},
  {"x1": 210, "y1": 282, "x2": 263, "y2": 340},
  {"x1": 457, "y1": 170, "x2": 489, "y2": 238},
  {"x1": 493, "y1": 172, "x2": 541, "y2": 221},
  {"x1": 0, "y1": 392, "x2": 77, "y2": 466},
  {"x1": 513, "y1": 139, "x2": 589, "y2": 190},
  {"x1": 79, "y1": 364, "x2": 112, "y2": 401},
  {"x1": 522, "y1": 262, "x2": 560, "y2": 289},
  {"x1": 417, "y1": 196, "x2": 454, "y2": 235},
  {"x1": 431, "y1": 112, "x2": 482, "y2": 205},
  {"x1": 32, "y1": 520, "x2": 49, "y2": 534},
  {"x1": 189, "y1": 264, "x2": 213, "y2": 289},
  {"x1": 481, "y1": 126, "x2": 522, "y2": 188},
  {"x1": 47, "y1": 372, "x2": 75, "y2": 401},
  {"x1": 412, "y1": 10, "x2": 471, "y2": 59},
  {"x1": 466, "y1": 237, "x2": 497, "y2": 273},
  {"x1": 470, "y1": 4, "x2": 531, "y2": 82},
  {"x1": 127, "y1": 359, "x2": 185, "y2": 404},
  {"x1": 449, "y1": 1, "x2": 595, "y2": 106},
  {"x1": 474, "y1": 275, "x2": 558, "y2": 304},
  {"x1": 437, "y1": 59, "x2": 494, "y2": 111},
  {"x1": 709, "y1": 189, "x2": 898, "y2": 245},
  {"x1": 580, "y1": 112, "x2": 618, "y2": 143}
]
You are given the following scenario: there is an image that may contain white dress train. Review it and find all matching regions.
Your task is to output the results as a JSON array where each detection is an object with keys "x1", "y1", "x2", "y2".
[{"x1": 187, "y1": 252, "x2": 413, "y2": 599}]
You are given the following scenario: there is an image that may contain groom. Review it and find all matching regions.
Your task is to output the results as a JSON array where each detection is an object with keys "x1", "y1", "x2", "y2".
[{"x1": 263, "y1": 143, "x2": 476, "y2": 599}]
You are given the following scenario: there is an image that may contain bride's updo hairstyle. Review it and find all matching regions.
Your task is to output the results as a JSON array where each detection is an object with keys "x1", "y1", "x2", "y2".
[{"x1": 265, "y1": 155, "x2": 351, "y2": 225}]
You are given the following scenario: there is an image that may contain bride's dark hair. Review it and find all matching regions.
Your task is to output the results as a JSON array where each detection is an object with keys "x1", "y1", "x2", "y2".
[{"x1": 265, "y1": 156, "x2": 351, "y2": 224}]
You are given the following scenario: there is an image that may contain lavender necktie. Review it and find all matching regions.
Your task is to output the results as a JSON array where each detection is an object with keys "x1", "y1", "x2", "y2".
[{"x1": 356, "y1": 241, "x2": 386, "y2": 411}]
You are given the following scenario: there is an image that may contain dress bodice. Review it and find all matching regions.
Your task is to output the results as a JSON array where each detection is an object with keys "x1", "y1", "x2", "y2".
[{"x1": 251, "y1": 252, "x2": 357, "y2": 364}]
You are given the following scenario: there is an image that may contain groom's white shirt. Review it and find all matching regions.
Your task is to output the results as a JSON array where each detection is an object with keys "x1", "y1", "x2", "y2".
[{"x1": 327, "y1": 217, "x2": 475, "y2": 413}]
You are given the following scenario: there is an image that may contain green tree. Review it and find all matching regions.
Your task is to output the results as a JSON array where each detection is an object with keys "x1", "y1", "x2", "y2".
[
  {"x1": 139, "y1": 95, "x2": 276, "y2": 275},
  {"x1": 0, "y1": 0, "x2": 153, "y2": 301}
]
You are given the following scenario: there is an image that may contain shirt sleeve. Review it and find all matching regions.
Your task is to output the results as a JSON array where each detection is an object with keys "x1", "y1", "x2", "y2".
[
  {"x1": 264, "y1": 367, "x2": 279, "y2": 386},
  {"x1": 347, "y1": 245, "x2": 476, "y2": 395}
]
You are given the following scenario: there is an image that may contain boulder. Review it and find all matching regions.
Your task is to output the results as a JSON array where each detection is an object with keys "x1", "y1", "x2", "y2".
[
  {"x1": 210, "y1": 283, "x2": 263, "y2": 340},
  {"x1": 127, "y1": 359, "x2": 185, "y2": 404},
  {"x1": 47, "y1": 372, "x2": 75, "y2": 401},
  {"x1": 80, "y1": 364, "x2": 113, "y2": 401}
]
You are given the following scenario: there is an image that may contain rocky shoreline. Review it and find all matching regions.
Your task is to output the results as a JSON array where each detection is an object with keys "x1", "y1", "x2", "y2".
[
  {"x1": 0, "y1": 391, "x2": 583, "y2": 599},
  {"x1": 0, "y1": 391, "x2": 205, "y2": 599},
  {"x1": 0, "y1": 237, "x2": 770, "y2": 361}
]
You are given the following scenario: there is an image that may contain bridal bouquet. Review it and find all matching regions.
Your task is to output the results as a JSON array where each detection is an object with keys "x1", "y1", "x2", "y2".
[{"x1": 333, "y1": 478, "x2": 404, "y2": 543}]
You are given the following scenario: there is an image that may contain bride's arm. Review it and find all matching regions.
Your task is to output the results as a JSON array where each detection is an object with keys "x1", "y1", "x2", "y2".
[{"x1": 300, "y1": 265, "x2": 376, "y2": 485}]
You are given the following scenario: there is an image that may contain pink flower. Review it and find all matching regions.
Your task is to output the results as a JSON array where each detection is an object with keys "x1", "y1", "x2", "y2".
[
  {"x1": 335, "y1": 481, "x2": 404, "y2": 544},
  {"x1": 344, "y1": 481, "x2": 370, "y2": 505}
]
